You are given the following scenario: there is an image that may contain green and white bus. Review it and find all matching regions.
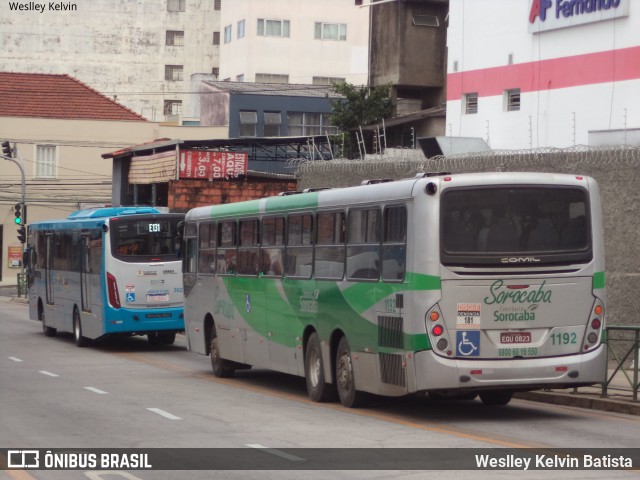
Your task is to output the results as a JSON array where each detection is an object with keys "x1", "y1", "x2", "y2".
[{"x1": 182, "y1": 172, "x2": 606, "y2": 407}]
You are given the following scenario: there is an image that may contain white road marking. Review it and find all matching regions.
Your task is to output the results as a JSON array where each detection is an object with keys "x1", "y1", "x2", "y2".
[
  {"x1": 8, "y1": 356, "x2": 23, "y2": 362},
  {"x1": 146, "y1": 408, "x2": 181, "y2": 420},
  {"x1": 38, "y1": 370, "x2": 59, "y2": 377},
  {"x1": 84, "y1": 387, "x2": 108, "y2": 395},
  {"x1": 245, "y1": 444, "x2": 306, "y2": 462}
]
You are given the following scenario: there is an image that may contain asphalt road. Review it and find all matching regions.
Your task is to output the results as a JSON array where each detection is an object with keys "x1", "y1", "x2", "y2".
[{"x1": 1, "y1": 299, "x2": 639, "y2": 480}]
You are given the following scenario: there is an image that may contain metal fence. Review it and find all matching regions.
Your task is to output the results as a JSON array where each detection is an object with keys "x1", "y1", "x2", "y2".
[{"x1": 602, "y1": 326, "x2": 640, "y2": 401}]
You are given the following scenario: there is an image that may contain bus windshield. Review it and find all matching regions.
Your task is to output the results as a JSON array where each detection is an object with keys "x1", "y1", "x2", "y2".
[
  {"x1": 441, "y1": 186, "x2": 591, "y2": 264},
  {"x1": 111, "y1": 217, "x2": 181, "y2": 261}
]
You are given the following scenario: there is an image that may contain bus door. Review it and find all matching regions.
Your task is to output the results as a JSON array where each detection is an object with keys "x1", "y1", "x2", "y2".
[
  {"x1": 45, "y1": 233, "x2": 54, "y2": 305},
  {"x1": 80, "y1": 233, "x2": 91, "y2": 312}
]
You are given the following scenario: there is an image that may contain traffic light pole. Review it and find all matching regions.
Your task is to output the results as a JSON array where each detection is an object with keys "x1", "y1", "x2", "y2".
[{"x1": 1, "y1": 152, "x2": 26, "y2": 274}]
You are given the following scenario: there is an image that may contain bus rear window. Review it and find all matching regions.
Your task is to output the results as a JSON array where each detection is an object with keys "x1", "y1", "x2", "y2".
[
  {"x1": 111, "y1": 217, "x2": 181, "y2": 261},
  {"x1": 441, "y1": 186, "x2": 591, "y2": 265}
]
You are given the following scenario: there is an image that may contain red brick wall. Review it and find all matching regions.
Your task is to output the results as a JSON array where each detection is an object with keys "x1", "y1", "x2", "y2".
[{"x1": 168, "y1": 178, "x2": 297, "y2": 211}]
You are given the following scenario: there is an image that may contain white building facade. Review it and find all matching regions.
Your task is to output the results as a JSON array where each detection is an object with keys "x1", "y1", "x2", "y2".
[
  {"x1": 445, "y1": 0, "x2": 639, "y2": 149},
  {"x1": 1, "y1": 0, "x2": 220, "y2": 122},
  {"x1": 218, "y1": 0, "x2": 369, "y2": 86}
]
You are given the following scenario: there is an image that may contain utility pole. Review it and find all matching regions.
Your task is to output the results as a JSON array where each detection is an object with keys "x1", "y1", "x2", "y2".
[{"x1": 2, "y1": 141, "x2": 27, "y2": 279}]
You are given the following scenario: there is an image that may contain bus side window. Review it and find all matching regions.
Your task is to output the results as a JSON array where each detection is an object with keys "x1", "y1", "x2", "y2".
[
  {"x1": 261, "y1": 216, "x2": 284, "y2": 277},
  {"x1": 315, "y1": 211, "x2": 345, "y2": 280},
  {"x1": 347, "y1": 208, "x2": 380, "y2": 280},
  {"x1": 382, "y1": 205, "x2": 406, "y2": 281},
  {"x1": 217, "y1": 221, "x2": 237, "y2": 275},
  {"x1": 285, "y1": 214, "x2": 313, "y2": 278},
  {"x1": 198, "y1": 222, "x2": 217, "y2": 274}
]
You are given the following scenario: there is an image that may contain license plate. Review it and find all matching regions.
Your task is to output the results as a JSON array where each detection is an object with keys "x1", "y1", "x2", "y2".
[
  {"x1": 500, "y1": 332, "x2": 531, "y2": 344},
  {"x1": 147, "y1": 294, "x2": 169, "y2": 302}
]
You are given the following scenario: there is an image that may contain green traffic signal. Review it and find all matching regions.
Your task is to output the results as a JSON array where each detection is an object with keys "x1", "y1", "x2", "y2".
[
  {"x1": 15, "y1": 216, "x2": 22, "y2": 225},
  {"x1": 14, "y1": 203, "x2": 22, "y2": 225}
]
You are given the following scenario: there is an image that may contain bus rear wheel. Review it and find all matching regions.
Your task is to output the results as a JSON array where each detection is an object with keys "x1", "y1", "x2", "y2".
[
  {"x1": 210, "y1": 334, "x2": 235, "y2": 378},
  {"x1": 73, "y1": 308, "x2": 88, "y2": 347},
  {"x1": 335, "y1": 336, "x2": 366, "y2": 408},
  {"x1": 148, "y1": 332, "x2": 176, "y2": 346},
  {"x1": 40, "y1": 305, "x2": 56, "y2": 337},
  {"x1": 305, "y1": 332, "x2": 337, "y2": 402},
  {"x1": 479, "y1": 391, "x2": 513, "y2": 406}
]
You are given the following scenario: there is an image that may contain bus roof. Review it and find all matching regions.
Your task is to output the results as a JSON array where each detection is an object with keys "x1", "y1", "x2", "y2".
[
  {"x1": 66, "y1": 207, "x2": 162, "y2": 219},
  {"x1": 185, "y1": 171, "x2": 595, "y2": 221}
]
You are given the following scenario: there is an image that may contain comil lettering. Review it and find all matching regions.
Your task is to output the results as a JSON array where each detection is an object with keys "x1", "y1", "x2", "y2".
[
  {"x1": 484, "y1": 280, "x2": 552, "y2": 305},
  {"x1": 500, "y1": 256, "x2": 541, "y2": 264}
]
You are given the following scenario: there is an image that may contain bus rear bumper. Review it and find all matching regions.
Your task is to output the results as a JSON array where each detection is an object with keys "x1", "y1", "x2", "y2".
[
  {"x1": 414, "y1": 344, "x2": 607, "y2": 392},
  {"x1": 104, "y1": 306, "x2": 185, "y2": 334}
]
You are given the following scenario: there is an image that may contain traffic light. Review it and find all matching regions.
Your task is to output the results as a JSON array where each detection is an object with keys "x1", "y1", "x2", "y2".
[
  {"x1": 1, "y1": 141, "x2": 12, "y2": 157},
  {"x1": 17, "y1": 225, "x2": 26, "y2": 244},
  {"x1": 14, "y1": 203, "x2": 23, "y2": 225}
]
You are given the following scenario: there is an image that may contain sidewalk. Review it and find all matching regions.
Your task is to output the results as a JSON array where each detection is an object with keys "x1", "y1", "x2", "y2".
[
  {"x1": 3, "y1": 295, "x2": 638, "y2": 415},
  {"x1": 516, "y1": 366, "x2": 640, "y2": 415}
]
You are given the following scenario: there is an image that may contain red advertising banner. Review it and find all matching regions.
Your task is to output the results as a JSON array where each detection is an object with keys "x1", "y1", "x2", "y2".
[{"x1": 178, "y1": 150, "x2": 248, "y2": 179}]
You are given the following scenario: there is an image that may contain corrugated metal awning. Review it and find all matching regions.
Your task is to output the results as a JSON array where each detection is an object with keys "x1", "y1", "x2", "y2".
[{"x1": 128, "y1": 150, "x2": 176, "y2": 184}]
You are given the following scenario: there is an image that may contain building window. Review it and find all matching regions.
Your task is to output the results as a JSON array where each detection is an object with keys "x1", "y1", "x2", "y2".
[
  {"x1": 35, "y1": 145, "x2": 56, "y2": 178},
  {"x1": 505, "y1": 88, "x2": 521, "y2": 112},
  {"x1": 236, "y1": 74, "x2": 245, "y2": 82},
  {"x1": 314, "y1": 22, "x2": 347, "y2": 41},
  {"x1": 453, "y1": 60, "x2": 459, "y2": 72},
  {"x1": 213, "y1": 31, "x2": 220, "y2": 45},
  {"x1": 165, "y1": 65, "x2": 183, "y2": 81},
  {"x1": 412, "y1": 14, "x2": 439, "y2": 27},
  {"x1": 164, "y1": 100, "x2": 182, "y2": 116},
  {"x1": 312, "y1": 76, "x2": 345, "y2": 86},
  {"x1": 257, "y1": 19, "x2": 290, "y2": 37},
  {"x1": 212, "y1": 67, "x2": 219, "y2": 77},
  {"x1": 167, "y1": 0, "x2": 185, "y2": 12},
  {"x1": 464, "y1": 93, "x2": 478, "y2": 115},
  {"x1": 224, "y1": 25, "x2": 232, "y2": 44},
  {"x1": 214, "y1": 0, "x2": 221, "y2": 10},
  {"x1": 237, "y1": 19, "x2": 245, "y2": 39},
  {"x1": 166, "y1": 30, "x2": 184, "y2": 46},
  {"x1": 264, "y1": 112, "x2": 282, "y2": 137},
  {"x1": 287, "y1": 112, "x2": 336, "y2": 136},
  {"x1": 239, "y1": 111, "x2": 257, "y2": 137},
  {"x1": 255, "y1": 73, "x2": 289, "y2": 84}
]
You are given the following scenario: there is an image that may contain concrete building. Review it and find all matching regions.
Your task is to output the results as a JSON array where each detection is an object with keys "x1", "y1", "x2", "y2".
[
  {"x1": 218, "y1": 0, "x2": 369, "y2": 85},
  {"x1": 445, "y1": 0, "x2": 639, "y2": 149},
  {"x1": 1, "y1": 0, "x2": 221, "y2": 122}
]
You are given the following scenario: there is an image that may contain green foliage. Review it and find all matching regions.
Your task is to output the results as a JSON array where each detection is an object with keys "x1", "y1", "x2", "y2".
[{"x1": 329, "y1": 83, "x2": 392, "y2": 158}]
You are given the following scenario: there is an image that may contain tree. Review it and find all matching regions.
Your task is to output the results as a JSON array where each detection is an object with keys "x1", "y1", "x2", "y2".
[{"x1": 329, "y1": 83, "x2": 392, "y2": 159}]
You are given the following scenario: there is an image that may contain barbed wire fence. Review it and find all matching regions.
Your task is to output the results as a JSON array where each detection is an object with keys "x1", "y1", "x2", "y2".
[{"x1": 295, "y1": 144, "x2": 640, "y2": 334}]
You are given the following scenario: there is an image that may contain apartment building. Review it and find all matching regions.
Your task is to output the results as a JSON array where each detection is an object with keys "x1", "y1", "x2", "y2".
[{"x1": 1, "y1": 0, "x2": 221, "y2": 122}]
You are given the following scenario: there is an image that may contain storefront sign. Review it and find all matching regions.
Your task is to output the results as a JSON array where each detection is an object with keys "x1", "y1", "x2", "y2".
[
  {"x1": 178, "y1": 150, "x2": 248, "y2": 179},
  {"x1": 528, "y1": 0, "x2": 629, "y2": 33}
]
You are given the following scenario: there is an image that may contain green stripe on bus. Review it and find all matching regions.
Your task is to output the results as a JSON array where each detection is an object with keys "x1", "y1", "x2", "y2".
[
  {"x1": 207, "y1": 200, "x2": 262, "y2": 218},
  {"x1": 593, "y1": 271, "x2": 605, "y2": 289},
  {"x1": 342, "y1": 272, "x2": 441, "y2": 314},
  {"x1": 264, "y1": 192, "x2": 320, "y2": 213}
]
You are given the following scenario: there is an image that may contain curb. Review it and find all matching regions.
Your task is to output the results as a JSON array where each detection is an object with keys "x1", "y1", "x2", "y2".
[{"x1": 515, "y1": 391, "x2": 640, "y2": 416}]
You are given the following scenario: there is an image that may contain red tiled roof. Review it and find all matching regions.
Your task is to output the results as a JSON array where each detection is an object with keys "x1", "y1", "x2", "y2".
[{"x1": 0, "y1": 72, "x2": 148, "y2": 122}]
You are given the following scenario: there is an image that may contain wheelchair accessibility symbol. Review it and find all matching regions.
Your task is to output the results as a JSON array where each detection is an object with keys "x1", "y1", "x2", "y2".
[{"x1": 456, "y1": 330, "x2": 480, "y2": 357}]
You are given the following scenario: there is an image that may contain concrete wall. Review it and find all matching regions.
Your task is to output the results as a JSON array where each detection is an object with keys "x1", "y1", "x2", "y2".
[{"x1": 297, "y1": 145, "x2": 640, "y2": 327}]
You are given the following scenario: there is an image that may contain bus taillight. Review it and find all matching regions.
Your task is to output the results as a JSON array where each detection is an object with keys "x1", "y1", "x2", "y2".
[{"x1": 107, "y1": 272, "x2": 121, "y2": 308}]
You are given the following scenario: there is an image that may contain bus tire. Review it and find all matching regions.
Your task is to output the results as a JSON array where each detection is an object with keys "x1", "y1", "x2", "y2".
[
  {"x1": 210, "y1": 334, "x2": 235, "y2": 378},
  {"x1": 335, "y1": 336, "x2": 366, "y2": 408},
  {"x1": 160, "y1": 332, "x2": 176, "y2": 345},
  {"x1": 479, "y1": 391, "x2": 513, "y2": 406},
  {"x1": 40, "y1": 304, "x2": 56, "y2": 337},
  {"x1": 73, "y1": 308, "x2": 88, "y2": 348},
  {"x1": 305, "y1": 332, "x2": 337, "y2": 402}
]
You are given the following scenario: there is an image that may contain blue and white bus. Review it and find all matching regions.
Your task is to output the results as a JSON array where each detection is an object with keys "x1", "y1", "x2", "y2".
[{"x1": 26, "y1": 207, "x2": 185, "y2": 346}]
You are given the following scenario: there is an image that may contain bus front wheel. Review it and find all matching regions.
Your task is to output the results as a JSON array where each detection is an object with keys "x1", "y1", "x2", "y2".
[
  {"x1": 40, "y1": 305, "x2": 56, "y2": 337},
  {"x1": 305, "y1": 332, "x2": 337, "y2": 402},
  {"x1": 335, "y1": 336, "x2": 366, "y2": 408},
  {"x1": 73, "y1": 308, "x2": 88, "y2": 347},
  {"x1": 210, "y1": 334, "x2": 235, "y2": 378}
]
